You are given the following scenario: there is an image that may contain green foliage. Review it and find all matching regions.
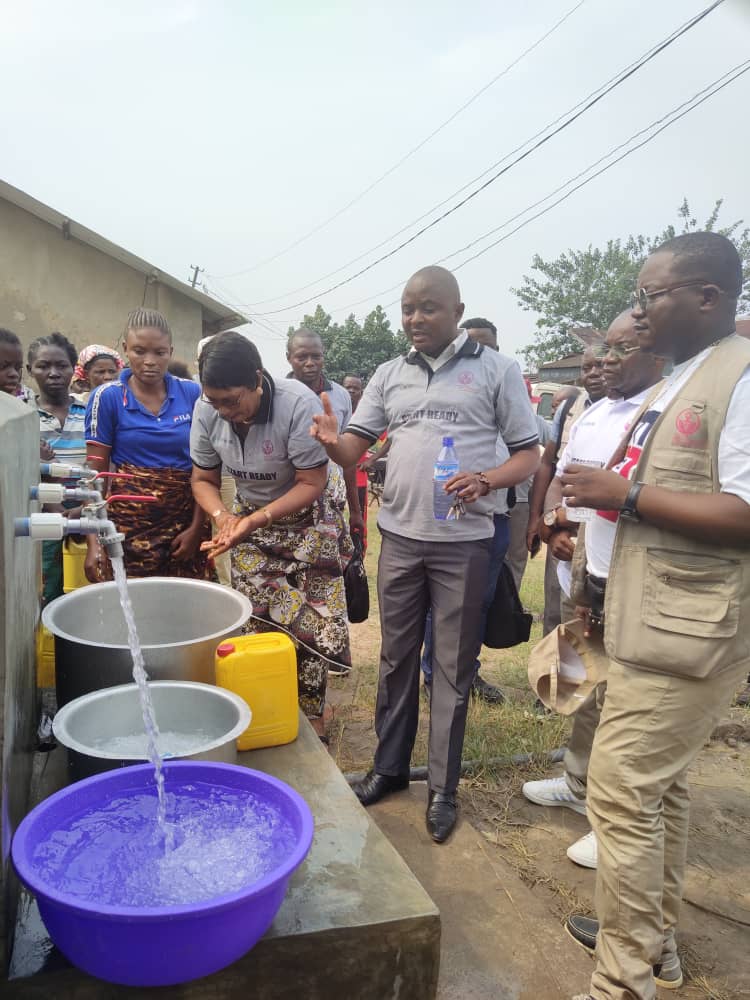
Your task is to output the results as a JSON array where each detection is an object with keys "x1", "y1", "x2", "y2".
[
  {"x1": 287, "y1": 304, "x2": 409, "y2": 383},
  {"x1": 515, "y1": 199, "x2": 750, "y2": 371}
]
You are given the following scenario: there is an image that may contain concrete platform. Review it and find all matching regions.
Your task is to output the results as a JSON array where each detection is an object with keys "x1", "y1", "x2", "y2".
[
  {"x1": 6, "y1": 714, "x2": 440, "y2": 998},
  {"x1": 370, "y1": 785, "x2": 591, "y2": 1000}
]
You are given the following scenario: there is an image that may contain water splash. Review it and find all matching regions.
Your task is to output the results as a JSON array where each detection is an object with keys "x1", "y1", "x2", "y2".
[
  {"x1": 110, "y1": 556, "x2": 172, "y2": 849},
  {"x1": 31, "y1": 783, "x2": 296, "y2": 907}
]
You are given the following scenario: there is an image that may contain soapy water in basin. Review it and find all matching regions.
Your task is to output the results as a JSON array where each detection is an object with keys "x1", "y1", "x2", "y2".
[
  {"x1": 29, "y1": 781, "x2": 297, "y2": 907},
  {"x1": 86, "y1": 730, "x2": 215, "y2": 758}
]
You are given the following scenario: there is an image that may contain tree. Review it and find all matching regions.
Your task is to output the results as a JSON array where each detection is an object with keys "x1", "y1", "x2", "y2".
[
  {"x1": 515, "y1": 199, "x2": 750, "y2": 371},
  {"x1": 288, "y1": 304, "x2": 408, "y2": 383}
]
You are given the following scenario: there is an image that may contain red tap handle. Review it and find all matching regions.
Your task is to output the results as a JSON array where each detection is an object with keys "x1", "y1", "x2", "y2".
[
  {"x1": 107, "y1": 494, "x2": 159, "y2": 503},
  {"x1": 93, "y1": 471, "x2": 137, "y2": 481}
]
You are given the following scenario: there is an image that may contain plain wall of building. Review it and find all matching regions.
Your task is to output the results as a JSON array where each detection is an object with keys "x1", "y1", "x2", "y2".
[
  {"x1": 0, "y1": 394, "x2": 39, "y2": 973},
  {"x1": 0, "y1": 198, "x2": 204, "y2": 366}
]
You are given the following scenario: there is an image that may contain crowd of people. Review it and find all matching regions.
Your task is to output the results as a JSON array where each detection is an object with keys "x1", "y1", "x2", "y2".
[{"x1": 2, "y1": 229, "x2": 749, "y2": 1000}]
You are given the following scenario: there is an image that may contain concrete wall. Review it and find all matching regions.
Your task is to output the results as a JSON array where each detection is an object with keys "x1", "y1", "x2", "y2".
[
  {"x1": 0, "y1": 198, "x2": 204, "y2": 368},
  {"x1": 0, "y1": 394, "x2": 39, "y2": 973}
]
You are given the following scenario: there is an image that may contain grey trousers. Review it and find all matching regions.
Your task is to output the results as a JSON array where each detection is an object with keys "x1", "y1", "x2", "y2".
[
  {"x1": 374, "y1": 529, "x2": 492, "y2": 795},
  {"x1": 504, "y1": 501, "x2": 530, "y2": 593},
  {"x1": 543, "y1": 549, "x2": 562, "y2": 636}
]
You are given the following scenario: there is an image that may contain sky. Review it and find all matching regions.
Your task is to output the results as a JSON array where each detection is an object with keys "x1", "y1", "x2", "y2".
[{"x1": 2, "y1": 0, "x2": 749, "y2": 375}]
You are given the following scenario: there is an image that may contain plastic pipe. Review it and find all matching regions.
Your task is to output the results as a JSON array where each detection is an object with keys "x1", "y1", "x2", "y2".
[
  {"x1": 344, "y1": 747, "x2": 566, "y2": 785},
  {"x1": 30, "y1": 485, "x2": 102, "y2": 504},
  {"x1": 14, "y1": 514, "x2": 125, "y2": 559},
  {"x1": 39, "y1": 462, "x2": 89, "y2": 480}
]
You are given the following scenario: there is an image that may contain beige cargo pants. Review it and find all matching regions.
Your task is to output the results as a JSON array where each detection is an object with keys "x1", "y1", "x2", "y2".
[{"x1": 586, "y1": 657, "x2": 746, "y2": 1000}]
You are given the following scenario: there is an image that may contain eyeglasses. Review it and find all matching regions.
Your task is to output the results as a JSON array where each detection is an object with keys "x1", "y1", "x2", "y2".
[
  {"x1": 594, "y1": 344, "x2": 642, "y2": 361},
  {"x1": 201, "y1": 388, "x2": 245, "y2": 411},
  {"x1": 630, "y1": 281, "x2": 709, "y2": 312}
]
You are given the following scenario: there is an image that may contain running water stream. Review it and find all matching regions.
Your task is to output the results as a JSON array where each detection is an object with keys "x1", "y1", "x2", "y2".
[{"x1": 110, "y1": 555, "x2": 172, "y2": 849}]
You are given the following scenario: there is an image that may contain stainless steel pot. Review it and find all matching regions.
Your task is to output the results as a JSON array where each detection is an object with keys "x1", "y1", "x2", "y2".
[
  {"x1": 42, "y1": 578, "x2": 252, "y2": 707},
  {"x1": 52, "y1": 681, "x2": 252, "y2": 783}
]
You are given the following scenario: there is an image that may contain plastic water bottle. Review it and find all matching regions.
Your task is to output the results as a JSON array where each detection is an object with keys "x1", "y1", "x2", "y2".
[{"x1": 433, "y1": 436, "x2": 459, "y2": 521}]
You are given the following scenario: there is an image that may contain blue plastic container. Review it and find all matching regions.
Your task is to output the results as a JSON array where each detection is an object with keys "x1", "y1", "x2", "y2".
[{"x1": 11, "y1": 761, "x2": 314, "y2": 987}]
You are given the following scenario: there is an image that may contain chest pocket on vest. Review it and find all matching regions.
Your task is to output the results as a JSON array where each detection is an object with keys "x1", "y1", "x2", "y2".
[
  {"x1": 642, "y1": 548, "x2": 740, "y2": 638},
  {"x1": 648, "y1": 447, "x2": 713, "y2": 494}
]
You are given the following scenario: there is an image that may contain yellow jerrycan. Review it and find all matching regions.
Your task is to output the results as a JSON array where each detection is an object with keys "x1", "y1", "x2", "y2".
[{"x1": 215, "y1": 633, "x2": 299, "y2": 750}]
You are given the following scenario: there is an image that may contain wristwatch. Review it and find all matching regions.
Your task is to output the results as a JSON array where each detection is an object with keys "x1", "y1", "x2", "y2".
[
  {"x1": 543, "y1": 508, "x2": 560, "y2": 528},
  {"x1": 620, "y1": 482, "x2": 644, "y2": 520}
]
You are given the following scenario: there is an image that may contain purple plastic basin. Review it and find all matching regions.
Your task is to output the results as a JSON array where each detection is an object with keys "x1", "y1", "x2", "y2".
[{"x1": 12, "y1": 761, "x2": 314, "y2": 987}]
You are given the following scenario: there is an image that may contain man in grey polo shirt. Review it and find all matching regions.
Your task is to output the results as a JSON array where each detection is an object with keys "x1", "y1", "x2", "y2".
[
  {"x1": 288, "y1": 328, "x2": 364, "y2": 548},
  {"x1": 311, "y1": 265, "x2": 539, "y2": 843}
]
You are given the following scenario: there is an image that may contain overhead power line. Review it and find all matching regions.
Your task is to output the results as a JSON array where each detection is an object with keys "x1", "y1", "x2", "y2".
[
  {"x1": 361, "y1": 58, "x2": 750, "y2": 313},
  {"x1": 219, "y1": 2, "x2": 723, "y2": 311},
  {"x1": 212, "y1": 0, "x2": 586, "y2": 281},
  {"x1": 229, "y1": 0, "x2": 726, "y2": 317},
  {"x1": 226, "y1": 56, "x2": 748, "y2": 323}
]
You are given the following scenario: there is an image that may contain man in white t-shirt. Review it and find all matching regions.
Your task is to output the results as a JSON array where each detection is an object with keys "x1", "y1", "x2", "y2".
[
  {"x1": 561, "y1": 233, "x2": 750, "y2": 1000},
  {"x1": 521, "y1": 311, "x2": 663, "y2": 869}
]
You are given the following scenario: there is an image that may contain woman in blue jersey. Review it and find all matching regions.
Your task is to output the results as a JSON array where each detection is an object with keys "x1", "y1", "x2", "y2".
[{"x1": 84, "y1": 308, "x2": 209, "y2": 581}]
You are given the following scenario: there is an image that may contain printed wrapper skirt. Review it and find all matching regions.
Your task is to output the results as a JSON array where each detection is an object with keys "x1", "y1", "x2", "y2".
[
  {"x1": 112, "y1": 463, "x2": 211, "y2": 580},
  {"x1": 231, "y1": 472, "x2": 353, "y2": 719}
]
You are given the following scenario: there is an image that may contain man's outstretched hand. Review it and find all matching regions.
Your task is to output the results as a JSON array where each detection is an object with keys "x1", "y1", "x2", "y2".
[{"x1": 310, "y1": 391, "x2": 340, "y2": 447}]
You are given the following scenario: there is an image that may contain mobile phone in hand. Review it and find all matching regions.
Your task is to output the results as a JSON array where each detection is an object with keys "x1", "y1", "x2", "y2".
[{"x1": 529, "y1": 534, "x2": 541, "y2": 559}]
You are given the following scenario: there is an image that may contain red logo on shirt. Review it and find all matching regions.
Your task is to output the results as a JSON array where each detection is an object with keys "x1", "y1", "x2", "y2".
[
  {"x1": 458, "y1": 372, "x2": 474, "y2": 386},
  {"x1": 262, "y1": 439, "x2": 274, "y2": 456},
  {"x1": 675, "y1": 408, "x2": 700, "y2": 436}
]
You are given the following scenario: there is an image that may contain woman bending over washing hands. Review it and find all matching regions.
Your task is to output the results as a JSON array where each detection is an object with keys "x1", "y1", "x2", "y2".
[
  {"x1": 191, "y1": 331, "x2": 352, "y2": 737},
  {"x1": 84, "y1": 308, "x2": 210, "y2": 581}
]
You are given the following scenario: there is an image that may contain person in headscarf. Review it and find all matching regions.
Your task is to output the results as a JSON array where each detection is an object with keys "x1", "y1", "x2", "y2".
[{"x1": 72, "y1": 344, "x2": 124, "y2": 402}]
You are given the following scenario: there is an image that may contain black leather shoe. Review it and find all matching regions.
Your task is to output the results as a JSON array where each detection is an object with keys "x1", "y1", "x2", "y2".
[
  {"x1": 565, "y1": 913, "x2": 597, "y2": 954},
  {"x1": 426, "y1": 791, "x2": 457, "y2": 843},
  {"x1": 471, "y1": 674, "x2": 506, "y2": 705},
  {"x1": 565, "y1": 915, "x2": 683, "y2": 989},
  {"x1": 351, "y1": 770, "x2": 409, "y2": 807}
]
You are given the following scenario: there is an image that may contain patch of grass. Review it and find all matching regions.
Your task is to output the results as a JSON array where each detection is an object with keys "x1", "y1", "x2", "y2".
[{"x1": 330, "y1": 522, "x2": 570, "y2": 780}]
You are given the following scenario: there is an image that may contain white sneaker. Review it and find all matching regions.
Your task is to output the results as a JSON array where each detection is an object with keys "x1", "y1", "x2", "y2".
[
  {"x1": 521, "y1": 776, "x2": 587, "y2": 815},
  {"x1": 567, "y1": 830, "x2": 598, "y2": 869}
]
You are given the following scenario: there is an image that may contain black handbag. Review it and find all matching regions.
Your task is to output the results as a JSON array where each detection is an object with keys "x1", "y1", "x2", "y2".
[
  {"x1": 483, "y1": 562, "x2": 533, "y2": 649},
  {"x1": 344, "y1": 534, "x2": 369, "y2": 624}
]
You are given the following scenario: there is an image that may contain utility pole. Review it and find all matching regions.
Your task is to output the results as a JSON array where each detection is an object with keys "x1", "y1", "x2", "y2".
[{"x1": 188, "y1": 265, "x2": 204, "y2": 289}]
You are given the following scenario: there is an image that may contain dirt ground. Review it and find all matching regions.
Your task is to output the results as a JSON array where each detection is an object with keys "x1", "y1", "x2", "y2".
[{"x1": 328, "y1": 526, "x2": 750, "y2": 999}]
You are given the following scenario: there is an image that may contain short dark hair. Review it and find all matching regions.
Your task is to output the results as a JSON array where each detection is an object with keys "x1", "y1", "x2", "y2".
[
  {"x1": 0, "y1": 328, "x2": 21, "y2": 348},
  {"x1": 27, "y1": 331, "x2": 77, "y2": 367},
  {"x1": 655, "y1": 232, "x2": 743, "y2": 298},
  {"x1": 287, "y1": 327, "x2": 323, "y2": 354},
  {"x1": 168, "y1": 358, "x2": 192, "y2": 380},
  {"x1": 460, "y1": 317, "x2": 497, "y2": 338},
  {"x1": 199, "y1": 331, "x2": 263, "y2": 389},
  {"x1": 342, "y1": 374, "x2": 362, "y2": 383}
]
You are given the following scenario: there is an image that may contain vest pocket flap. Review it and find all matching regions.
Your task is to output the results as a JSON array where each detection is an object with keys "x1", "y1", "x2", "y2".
[
  {"x1": 648, "y1": 448, "x2": 713, "y2": 492},
  {"x1": 643, "y1": 549, "x2": 739, "y2": 637}
]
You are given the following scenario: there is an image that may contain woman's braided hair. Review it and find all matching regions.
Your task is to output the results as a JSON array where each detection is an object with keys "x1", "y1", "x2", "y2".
[{"x1": 125, "y1": 308, "x2": 172, "y2": 341}]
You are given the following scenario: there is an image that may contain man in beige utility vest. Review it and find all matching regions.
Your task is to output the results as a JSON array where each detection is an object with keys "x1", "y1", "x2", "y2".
[{"x1": 559, "y1": 232, "x2": 750, "y2": 1000}]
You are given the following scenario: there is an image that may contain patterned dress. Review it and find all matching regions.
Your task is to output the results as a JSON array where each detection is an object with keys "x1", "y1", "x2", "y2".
[{"x1": 231, "y1": 467, "x2": 352, "y2": 718}]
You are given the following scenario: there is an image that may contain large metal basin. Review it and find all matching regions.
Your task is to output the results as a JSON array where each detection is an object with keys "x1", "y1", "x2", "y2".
[
  {"x1": 42, "y1": 578, "x2": 251, "y2": 707},
  {"x1": 52, "y1": 681, "x2": 252, "y2": 782}
]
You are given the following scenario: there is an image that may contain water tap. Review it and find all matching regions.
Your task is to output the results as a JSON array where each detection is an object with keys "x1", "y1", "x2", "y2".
[
  {"x1": 29, "y1": 463, "x2": 157, "y2": 554},
  {"x1": 14, "y1": 513, "x2": 126, "y2": 559}
]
